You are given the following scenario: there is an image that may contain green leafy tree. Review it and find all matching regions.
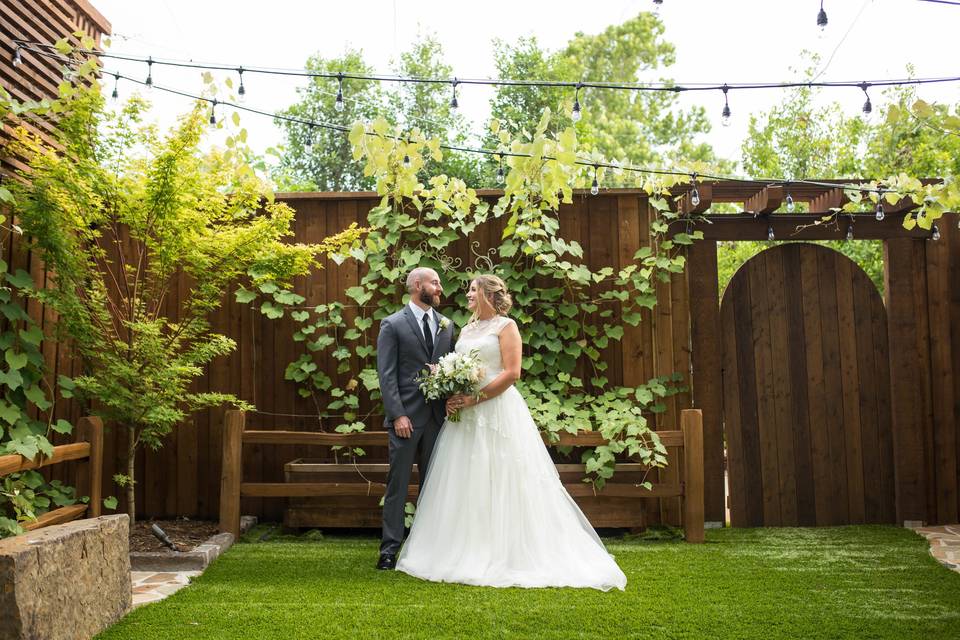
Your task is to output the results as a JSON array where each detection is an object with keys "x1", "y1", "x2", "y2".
[
  {"x1": 486, "y1": 14, "x2": 724, "y2": 183},
  {"x1": 272, "y1": 49, "x2": 384, "y2": 191},
  {"x1": 7, "y1": 47, "x2": 363, "y2": 522}
]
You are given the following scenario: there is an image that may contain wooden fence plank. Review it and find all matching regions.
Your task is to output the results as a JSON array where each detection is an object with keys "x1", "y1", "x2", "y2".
[{"x1": 835, "y1": 257, "x2": 866, "y2": 524}]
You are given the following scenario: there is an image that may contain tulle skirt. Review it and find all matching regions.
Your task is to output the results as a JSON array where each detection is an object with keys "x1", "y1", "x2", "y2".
[{"x1": 396, "y1": 386, "x2": 627, "y2": 591}]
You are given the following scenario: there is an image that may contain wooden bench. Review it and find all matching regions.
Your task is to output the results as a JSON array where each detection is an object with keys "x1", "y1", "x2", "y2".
[
  {"x1": 219, "y1": 409, "x2": 704, "y2": 542},
  {"x1": 0, "y1": 416, "x2": 104, "y2": 531}
]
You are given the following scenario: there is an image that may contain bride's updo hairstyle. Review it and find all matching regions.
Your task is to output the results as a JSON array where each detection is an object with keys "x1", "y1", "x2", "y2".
[{"x1": 472, "y1": 274, "x2": 513, "y2": 318}]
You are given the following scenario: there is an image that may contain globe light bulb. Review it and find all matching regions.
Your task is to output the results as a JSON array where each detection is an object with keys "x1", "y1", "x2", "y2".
[
  {"x1": 591, "y1": 177, "x2": 599, "y2": 196},
  {"x1": 817, "y1": 2, "x2": 828, "y2": 30},
  {"x1": 237, "y1": 68, "x2": 246, "y2": 102},
  {"x1": 690, "y1": 187, "x2": 700, "y2": 208},
  {"x1": 768, "y1": 224, "x2": 775, "y2": 241},
  {"x1": 846, "y1": 223, "x2": 854, "y2": 241},
  {"x1": 931, "y1": 224, "x2": 941, "y2": 241},
  {"x1": 785, "y1": 193, "x2": 795, "y2": 213},
  {"x1": 335, "y1": 73, "x2": 345, "y2": 112},
  {"x1": 875, "y1": 201, "x2": 885, "y2": 221}
]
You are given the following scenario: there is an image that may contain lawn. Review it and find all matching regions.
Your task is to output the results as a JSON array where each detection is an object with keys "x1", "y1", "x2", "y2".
[{"x1": 98, "y1": 525, "x2": 960, "y2": 639}]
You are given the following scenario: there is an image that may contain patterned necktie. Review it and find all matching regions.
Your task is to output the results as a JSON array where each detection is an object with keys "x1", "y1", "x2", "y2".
[{"x1": 422, "y1": 312, "x2": 434, "y2": 355}]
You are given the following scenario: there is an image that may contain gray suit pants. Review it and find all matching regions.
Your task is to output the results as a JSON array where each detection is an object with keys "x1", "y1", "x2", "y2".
[{"x1": 380, "y1": 418, "x2": 443, "y2": 555}]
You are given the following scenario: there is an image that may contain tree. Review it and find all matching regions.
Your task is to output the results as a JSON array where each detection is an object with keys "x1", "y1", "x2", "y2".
[
  {"x1": 7, "y1": 51, "x2": 363, "y2": 522},
  {"x1": 274, "y1": 35, "x2": 483, "y2": 191},
  {"x1": 486, "y1": 14, "x2": 725, "y2": 184},
  {"x1": 273, "y1": 49, "x2": 384, "y2": 191}
]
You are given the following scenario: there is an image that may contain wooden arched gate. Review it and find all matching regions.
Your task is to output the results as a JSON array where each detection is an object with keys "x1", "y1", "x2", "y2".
[{"x1": 721, "y1": 243, "x2": 896, "y2": 527}]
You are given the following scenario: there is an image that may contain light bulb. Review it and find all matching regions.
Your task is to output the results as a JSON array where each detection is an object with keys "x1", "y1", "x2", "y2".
[
  {"x1": 209, "y1": 100, "x2": 217, "y2": 125},
  {"x1": 653, "y1": 0, "x2": 663, "y2": 12},
  {"x1": 145, "y1": 57, "x2": 153, "y2": 89},
  {"x1": 785, "y1": 193, "x2": 795, "y2": 212},
  {"x1": 335, "y1": 73, "x2": 345, "y2": 111},
  {"x1": 932, "y1": 224, "x2": 941, "y2": 241},
  {"x1": 12, "y1": 46, "x2": 22, "y2": 67},
  {"x1": 111, "y1": 73, "x2": 119, "y2": 100},
  {"x1": 571, "y1": 83, "x2": 583, "y2": 123},
  {"x1": 721, "y1": 85, "x2": 731, "y2": 127},
  {"x1": 846, "y1": 223, "x2": 854, "y2": 241},
  {"x1": 496, "y1": 163, "x2": 504, "y2": 185},
  {"x1": 591, "y1": 178, "x2": 599, "y2": 196},
  {"x1": 875, "y1": 201, "x2": 885, "y2": 221},
  {"x1": 403, "y1": 154, "x2": 411, "y2": 168},
  {"x1": 690, "y1": 187, "x2": 700, "y2": 208},
  {"x1": 768, "y1": 224, "x2": 775, "y2": 241},
  {"x1": 860, "y1": 83, "x2": 871, "y2": 115},
  {"x1": 238, "y1": 68, "x2": 246, "y2": 102},
  {"x1": 450, "y1": 79, "x2": 458, "y2": 110},
  {"x1": 305, "y1": 124, "x2": 313, "y2": 148},
  {"x1": 817, "y1": 2, "x2": 828, "y2": 30}
]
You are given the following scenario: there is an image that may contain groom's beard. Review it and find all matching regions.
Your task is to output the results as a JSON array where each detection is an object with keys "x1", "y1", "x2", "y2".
[{"x1": 419, "y1": 290, "x2": 440, "y2": 307}]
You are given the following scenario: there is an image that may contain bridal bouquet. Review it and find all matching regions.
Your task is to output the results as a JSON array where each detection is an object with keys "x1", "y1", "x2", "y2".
[{"x1": 417, "y1": 350, "x2": 485, "y2": 422}]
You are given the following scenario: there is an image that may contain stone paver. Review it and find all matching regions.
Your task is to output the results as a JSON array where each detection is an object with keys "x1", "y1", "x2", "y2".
[
  {"x1": 130, "y1": 570, "x2": 200, "y2": 608},
  {"x1": 912, "y1": 524, "x2": 960, "y2": 573}
]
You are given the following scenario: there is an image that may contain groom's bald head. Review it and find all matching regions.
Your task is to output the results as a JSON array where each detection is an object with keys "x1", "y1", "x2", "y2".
[
  {"x1": 406, "y1": 267, "x2": 438, "y2": 293},
  {"x1": 407, "y1": 267, "x2": 442, "y2": 308}
]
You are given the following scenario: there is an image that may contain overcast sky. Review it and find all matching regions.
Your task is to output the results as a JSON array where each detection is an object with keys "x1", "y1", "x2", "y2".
[{"x1": 87, "y1": 0, "x2": 959, "y2": 172}]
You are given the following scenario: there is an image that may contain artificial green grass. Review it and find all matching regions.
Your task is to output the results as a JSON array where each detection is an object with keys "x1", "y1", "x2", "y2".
[{"x1": 99, "y1": 525, "x2": 960, "y2": 639}]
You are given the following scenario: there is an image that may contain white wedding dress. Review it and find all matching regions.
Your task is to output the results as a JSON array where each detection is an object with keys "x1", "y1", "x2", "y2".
[{"x1": 396, "y1": 315, "x2": 627, "y2": 591}]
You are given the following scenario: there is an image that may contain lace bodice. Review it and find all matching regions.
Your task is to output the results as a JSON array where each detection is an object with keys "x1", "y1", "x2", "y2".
[{"x1": 455, "y1": 316, "x2": 513, "y2": 385}]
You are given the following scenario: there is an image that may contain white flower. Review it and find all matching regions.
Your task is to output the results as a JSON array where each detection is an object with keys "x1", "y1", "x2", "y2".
[{"x1": 439, "y1": 317, "x2": 451, "y2": 331}]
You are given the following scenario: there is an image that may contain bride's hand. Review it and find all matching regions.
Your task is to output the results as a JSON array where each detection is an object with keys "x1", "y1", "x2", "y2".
[{"x1": 446, "y1": 394, "x2": 475, "y2": 415}]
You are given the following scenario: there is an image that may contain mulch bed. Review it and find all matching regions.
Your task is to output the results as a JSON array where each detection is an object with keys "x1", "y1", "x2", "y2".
[{"x1": 129, "y1": 518, "x2": 220, "y2": 553}]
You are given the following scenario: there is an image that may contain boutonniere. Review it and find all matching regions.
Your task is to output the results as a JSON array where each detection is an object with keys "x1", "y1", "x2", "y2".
[{"x1": 439, "y1": 317, "x2": 451, "y2": 331}]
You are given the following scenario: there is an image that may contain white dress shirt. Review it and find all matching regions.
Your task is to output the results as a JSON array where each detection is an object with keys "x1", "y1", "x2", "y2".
[{"x1": 408, "y1": 301, "x2": 438, "y2": 343}]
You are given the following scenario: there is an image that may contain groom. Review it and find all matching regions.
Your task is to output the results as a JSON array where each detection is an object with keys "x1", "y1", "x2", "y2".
[{"x1": 376, "y1": 267, "x2": 455, "y2": 570}]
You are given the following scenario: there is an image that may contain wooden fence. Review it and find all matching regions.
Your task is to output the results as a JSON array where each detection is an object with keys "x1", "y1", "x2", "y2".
[
  {"x1": 0, "y1": 416, "x2": 103, "y2": 530},
  {"x1": 5, "y1": 187, "x2": 959, "y2": 530},
  {"x1": 219, "y1": 408, "x2": 704, "y2": 541}
]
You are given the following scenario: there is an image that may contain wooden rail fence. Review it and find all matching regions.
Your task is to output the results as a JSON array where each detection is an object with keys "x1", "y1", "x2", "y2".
[
  {"x1": 0, "y1": 416, "x2": 103, "y2": 531},
  {"x1": 218, "y1": 408, "x2": 704, "y2": 542}
]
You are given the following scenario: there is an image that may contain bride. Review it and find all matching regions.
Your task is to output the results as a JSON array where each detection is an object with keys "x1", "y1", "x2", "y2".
[{"x1": 396, "y1": 274, "x2": 627, "y2": 591}]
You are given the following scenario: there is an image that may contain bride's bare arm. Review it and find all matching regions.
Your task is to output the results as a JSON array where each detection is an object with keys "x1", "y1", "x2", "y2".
[{"x1": 448, "y1": 320, "x2": 521, "y2": 412}]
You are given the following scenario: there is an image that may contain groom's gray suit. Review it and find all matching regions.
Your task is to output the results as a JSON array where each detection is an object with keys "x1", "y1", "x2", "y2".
[{"x1": 377, "y1": 304, "x2": 455, "y2": 555}]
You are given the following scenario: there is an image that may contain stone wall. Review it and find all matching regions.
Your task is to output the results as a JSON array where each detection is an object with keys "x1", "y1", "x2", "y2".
[{"x1": 0, "y1": 515, "x2": 131, "y2": 640}]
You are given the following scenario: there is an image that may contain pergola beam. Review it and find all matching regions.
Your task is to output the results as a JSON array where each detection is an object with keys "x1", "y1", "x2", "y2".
[
  {"x1": 744, "y1": 185, "x2": 784, "y2": 215},
  {"x1": 695, "y1": 213, "x2": 936, "y2": 241}
]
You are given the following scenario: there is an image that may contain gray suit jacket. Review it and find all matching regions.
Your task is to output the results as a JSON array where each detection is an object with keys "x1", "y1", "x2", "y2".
[{"x1": 377, "y1": 306, "x2": 455, "y2": 429}]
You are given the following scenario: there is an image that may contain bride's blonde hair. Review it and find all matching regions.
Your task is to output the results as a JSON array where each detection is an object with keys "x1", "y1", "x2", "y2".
[{"x1": 470, "y1": 274, "x2": 513, "y2": 323}]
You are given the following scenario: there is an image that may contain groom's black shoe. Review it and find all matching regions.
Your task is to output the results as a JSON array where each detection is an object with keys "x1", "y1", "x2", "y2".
[{"x1": 376, "y1": 553, "x2": 397, "y2": 570}]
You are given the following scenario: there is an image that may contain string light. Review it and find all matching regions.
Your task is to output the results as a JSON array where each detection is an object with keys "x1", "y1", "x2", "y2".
[
  {"x1": 305, "y1": 123, "x2": 314, "y2": 148},
  {"x1": 335, "y1": 72, "x2": 344, "y2": 112},
  {"x1": 768, "y1": 224, "x2": 776, "y2": 241},
  {"x1": 931, "y1": 224, "x2": 941, "y2": 241},
  {"x1": 875, "y1": 190, "x2": 885, "y2": 221},
  {"x1": 590, "y1": 166, "x2": 600, "y2": 196},
  {"x1": 111, "y1": 72, "x2": 119, "y2": 100},
  {"x1": 860, "y1": 82, "x2": 872, "y2": 115},
  {"x1": 237, "y1": 67, "x2": 246, "y2": 101},
  {"x1": 67, "y1": 65, "x2": 924, "y2": 202},
  {"x1": 817, "y1": 1, "x2": 828, "y2": 30},
  {"x1": 721, "y1": 84, "x2": 731, "y2": 127},
  {"x1": 496, "y1": 156, "x2": 505, "y2": 185},
  {"x1": 571, "y1": 82, "x2": 583, "y2": 123},
  {"x1": 208, "y1": 99, "x2": 217, "y2": 125},
  {"x1": 12, "y1": 45, "x2": 23, "y2": 67},
  {"x1": 785, "y1": 193, "x2": 795, "y2": 213},
  {"x1": 449, "y1": 78, "x2": 459, "y2": 110}
]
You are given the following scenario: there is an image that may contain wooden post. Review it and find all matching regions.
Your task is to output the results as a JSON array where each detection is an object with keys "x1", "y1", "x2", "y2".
[
  {"x1": 682, "y1": 409, "x2": 705, "y2": 542},
  {"x1": 219, "y1": 410, "x2": 245, "y2": 538},
  {"x1": 80, "y1": 416, "x2": 104, "y2": 518}
]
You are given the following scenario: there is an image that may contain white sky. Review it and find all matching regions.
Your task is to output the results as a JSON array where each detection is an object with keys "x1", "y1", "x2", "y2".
[{"x1": 88, "y1": 0, "x2": 959, "y2": 173}]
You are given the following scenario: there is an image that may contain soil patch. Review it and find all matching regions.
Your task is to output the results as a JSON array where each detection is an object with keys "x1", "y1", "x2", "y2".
[{"x1": 129, "y1": 519, "x2": 219, "y2": 553}]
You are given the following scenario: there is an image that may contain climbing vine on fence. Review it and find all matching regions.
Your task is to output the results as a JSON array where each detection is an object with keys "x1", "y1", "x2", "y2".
[{"x1": 241, "y1": 111, "x2": 704, "y2": 487}]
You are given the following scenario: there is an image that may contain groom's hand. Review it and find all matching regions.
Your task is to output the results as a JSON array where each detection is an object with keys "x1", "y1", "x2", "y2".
[{"x1": 393, "y1": 416, "x2": 413, "y2": 439}]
